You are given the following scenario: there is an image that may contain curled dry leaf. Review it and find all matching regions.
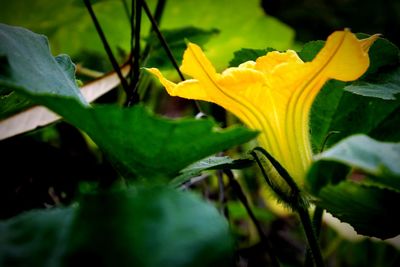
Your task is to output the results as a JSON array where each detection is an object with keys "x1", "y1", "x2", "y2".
[{"x1": 0, "y1": 64, "x2": 130, "y2": 140}]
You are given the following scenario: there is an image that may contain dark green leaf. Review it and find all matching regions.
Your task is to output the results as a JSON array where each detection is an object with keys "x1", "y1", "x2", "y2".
[
  {"x1": 317, "y1": 181, "x2": 400, "y2": 239},
  {"x1": 298, "y1": 40, "x2": 324, "y2": 62},
  {"x1": 228, "y1": 48, "x2": 276, "y2": 67},
  {"x1": 306, "y1": 160, "x2": 350, "y2": 194},
  {"x1": 0, "y1": 24, "x2": 257, "y2": 179},
  {"x1": 170, "y1": 156, "x2": 253, "y2": 187},
  {"x1": 0, "y1": 187, "x2": 234, "y2": 267},
  {"x1": 0, "y1": 24, "x2": 84, "y2": 102},
  {"x1": 11, "y1": 95, "x2": 257, "y2": 180},
  {"x1": 65, "y1": 187, "x2": 234, "y2": 267},
  {"x1": 0, "y1": 23, "x2": 85, "y2": 120},
  {"x1": 344, "y1": 67, "x2": 400, "y2": 100},
  {"x1": 0, "y1": 0, "x2": 293, "y2": 69},
  {"x1": 0, "y1": 208, "x2": 74, "y2": 267},
  {"x1": 334, "y1": 238, "x2": 400, "y2": 267},
  {"x1": 0, "y1": 91, "x2": 34, "y2": 120},
  {"x1": 315, "y1": 134, "x2": 400, "y2": 192},
  {"x1": 358, "y1": 35, "x2": 400, "y2": 75}
]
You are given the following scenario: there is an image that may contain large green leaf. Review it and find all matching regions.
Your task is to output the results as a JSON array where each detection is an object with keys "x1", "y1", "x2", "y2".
[
  {"x1": 0, "y1": 24, "x2": 83, "y2": 101},
  {"x1": 344, "y1": 67, "x2": 400, "y2": 100},
  {"x1": 312, "y1": 134, "x2": 400, "y2": 192},
  {"x1": 307, "y1": 135, "x2": 400, "y2": 239},
  {"x1": 158, "y1": 0, "x2": 293, "y2": 69},
  {"x1": 0, "y1": 187, "x2": 234, "y2": 267},
  {"x1": 65, "y1": 186, "x2": 233, "y2": 267},
  {"x1": 0, "y1": 0, "x2": 293, "y2": 70},
  {"x1": 317, "y1": 181, "x2": 400, "y2": 239},
  {"x1": 0, "y1": 208, "x2": 74, "y2": 267},
  {"x1": 0, "y1": 24, "x2": 257, "y2": 179},
  {"x1": 0, "y1": 24, "x2": 85, "y2": 120}
]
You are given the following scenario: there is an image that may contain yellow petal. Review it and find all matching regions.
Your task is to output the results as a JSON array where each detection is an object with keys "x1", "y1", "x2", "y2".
[
  {"x1": 146, "y1": 68, "x2": 209, "y2": 101},
  {"x1": 311, "y1": 30, "x2": 380, "y2": 81}
]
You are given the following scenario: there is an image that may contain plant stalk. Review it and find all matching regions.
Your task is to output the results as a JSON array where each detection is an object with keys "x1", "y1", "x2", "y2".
[
  {"x1": 298, "y1": 204, "x2": 325, "y2": 267},
  {"x1": 83, "y1": 0, "x2": 130, "y2": 95},
  {"x1": 251, "y1": 147, "x2": 325, "y2": 267},
  {"x1": 126, "y1": 0, "x2": 142, "y2": 106}
]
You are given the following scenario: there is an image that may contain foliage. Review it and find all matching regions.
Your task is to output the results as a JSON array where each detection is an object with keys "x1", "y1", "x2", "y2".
[{"x1": 1, "y1": 1, "x2": 400, "y2": 266}]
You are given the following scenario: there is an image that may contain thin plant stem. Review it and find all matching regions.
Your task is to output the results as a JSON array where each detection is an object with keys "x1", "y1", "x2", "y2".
[
  {"x1": 128, "y1": 0, "x2": 135, "y2": 93},
  {"x1": 298, "y1": 205, "x2": 325, "y2": 267},
  {"x1": 224, "y1": 169, "x2": 280, "y2": 267},
  {"x1": 305, "y1": 206, "x2": 324, "y2": 266},
  {"x1": 142, "y1": 0, "x2": 167, "y2": 61},
  {"x1": 126, "y1": 0, "x2": 142, "y2": 106},
  {"x1": 304, "y1": 132, "x2": 337, "y2": 266},
  {"x1": 152, "y1": 0, "x2": 167, "y2": 26},
  {"x1": 312, "y1": 207, "x2": 324, "y2": 238},
  {"x1": 141, "y1": 0, "x2": 205, "y2": 114},
  {"x1": 83, "y1": 0, "x2": 130, "y2": 95},
  {"x1": 142, "y1": 0, "x2": 184, "y2": 80},
  {"x1": 320, "y1": 131, "x2": 340, "y2": 152}
]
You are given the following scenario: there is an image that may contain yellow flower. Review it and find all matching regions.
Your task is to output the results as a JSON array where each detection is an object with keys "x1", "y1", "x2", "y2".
[{"x1": 147, "y1": 30, "x2": 378, "y2": 186}]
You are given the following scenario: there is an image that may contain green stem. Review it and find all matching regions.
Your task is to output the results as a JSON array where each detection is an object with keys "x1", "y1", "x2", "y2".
[
  {"x1": 126, "y1": 0, "x2": 142, "y2": 106},
  {"x1": 141, "y1": 0, "x2": 184, "y2": 81},
  {"x1": 305, "y1": 206, "x2": 324, "y2": 266},
  {"x1": 83, "y1": 0, "x2": 130, "y2": 95},
  {"x1": 251, "y1": 147, "x2": 325, "y2": 267},
  {"x1": 141, "y1": 0, "x2": 204, "y2": 114},
  {"x1": 312, "y1": 206, "x2": 324, "y2": 236},
  {"x1": 141, "y1": 0, "x2": 167, "y2": 62},
  {"x1": 297, "y1": 203, "x2": 325, "y2": 267},
  {"x1": 224, "y1": 170, "x2": 280, "y2": 267}
]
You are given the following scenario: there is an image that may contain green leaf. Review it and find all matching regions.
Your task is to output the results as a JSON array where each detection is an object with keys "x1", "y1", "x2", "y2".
[
  {"x1": 0, "y1": 91, "x2": 34, "y2": 120},
  {"x1": 0, "y1": 23, "x2": 85, "y2": 120},
  {"x1": 228, "y1": 48, "x2": 276, "y2": 67},
  {"x1": 334, "y1": 238, "x2": 400, "y2": 267},
  {"x1": 65, "y1": 186, "x2": 234, "y2": 267},
  {"x1": 298, "y1": 40, "x2": 325, "y2": 62},
  {"x1": 159, "y1": 0, "x2": 294, "y2": 69},
  {"x1": 0, "y1": 208, "x2": 74, "y2": 267},
  {"x1": 317, "y1": 181, "x2": 400, "y2": 239},
  {"x1": 12, "y1": 95, "x2": 257, "y2": 180},
  {"x1": 344, "y1": 67, "x2": 400, "y2": 100},
  {"x1": 0, "y1": 187, "x2": 234, "y2": 267},
  {"x1": 0, "y1": 0, "x2": 293, "y2": 69},
  {"x1": 0, "y1": 24, "x2": 257, "y2": 179},
  {"x1": 306, "y1": 160, "x2": 350, "y2": 195},
  {"x1": 0, "y1": 24, "x2": 84, "y2": 102},
  {"x1": 170, "y1": 155, "x2": 253, "y2": 187},
  {"x1": 315, "y1": 134, "x2": 400, "y2": 192},
  {"x1": 145, "y1": 27, "x2": 220, "y2": 69}
]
